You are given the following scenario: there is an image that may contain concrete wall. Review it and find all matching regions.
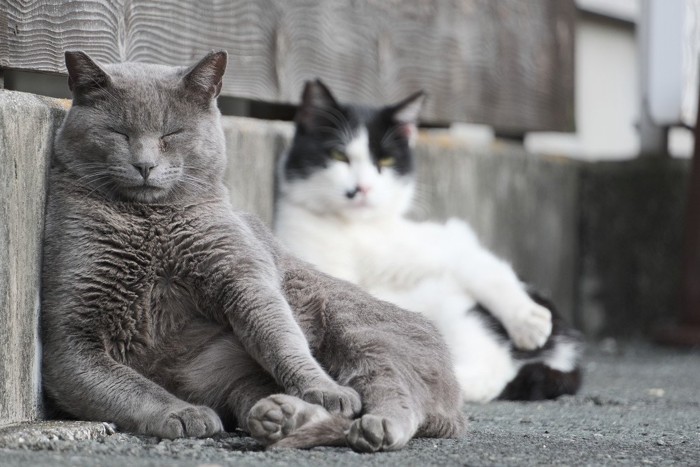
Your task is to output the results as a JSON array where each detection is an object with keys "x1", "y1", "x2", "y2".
[
  {"x1": 578, "y1": 158, "x2": 690, "y2": 337},
  {"x1": 413, "y1": 133, "x2": 581, "y2": 324},
  {"x1": 526, "y1": 12, "x2": 641, "y2": 159},
  {"x1": 0, "y1": 92, "x2": 66, "y2": 427},
  {"x1": 0, "y1": 90, "x2": 689, "y2": 427},
  {"x1": 221, "y1": 118, "x2": 292, "y2": 226}
]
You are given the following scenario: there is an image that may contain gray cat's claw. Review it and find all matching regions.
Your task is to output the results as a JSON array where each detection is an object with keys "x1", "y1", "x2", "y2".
[
  {"x1": 301, "y1": 385, "x2": 361, "y2": 418},
  {"x1": 158, "y1": 405, "x2": 223, "y2": 439},
  {"x1": 347, "y1": 415, "x2": 406, "y2": 452}
]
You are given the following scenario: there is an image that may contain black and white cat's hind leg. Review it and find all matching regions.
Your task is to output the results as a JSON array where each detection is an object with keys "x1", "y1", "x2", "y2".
[{"x1": 496, "y1": 290, "x2": 583, "y2": 401}]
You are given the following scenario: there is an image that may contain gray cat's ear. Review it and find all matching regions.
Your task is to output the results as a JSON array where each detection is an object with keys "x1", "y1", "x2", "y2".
[
  {"x1": 296, "y1": 79, "x2": 339, "y2": 130},
  {"x1": 182, "y1": 51, "x2": 228, "y2": 99},
  {"x1": 65, "y1": 51, "x2": 111, "y2": 95},
  {"x1": 391, "y1": 91, "x2": 426, "y2": 124}
]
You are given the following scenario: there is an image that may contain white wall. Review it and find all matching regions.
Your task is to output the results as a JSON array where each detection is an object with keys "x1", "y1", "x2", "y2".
[
  {"x1": 525, "y1": 15, "x2": 641, "y2": 160},
  {"x1": 524, "y1": 2, "x2": 696, "y2": 160}
]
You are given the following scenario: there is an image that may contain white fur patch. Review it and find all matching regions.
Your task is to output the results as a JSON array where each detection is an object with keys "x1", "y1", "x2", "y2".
[{"x1": 544, "y1": 338, "x2": 580, "y2": 373}]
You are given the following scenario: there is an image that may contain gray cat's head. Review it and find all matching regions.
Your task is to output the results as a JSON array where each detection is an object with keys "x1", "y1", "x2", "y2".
[
  {"x1": 279, "y1": 80, "x2": 424, "y2": 221},
  {"x1": 54, "y1": 50, "x2": 228, "y2": 204}
]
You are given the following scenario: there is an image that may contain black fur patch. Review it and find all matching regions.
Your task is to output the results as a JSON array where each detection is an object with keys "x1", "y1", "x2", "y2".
[
  {"x1": 470, "y1": 287, "x2": 584, "y2": 401},
  {"x1": 498, "y1": 363, "x2": 582, "y2": 401}
]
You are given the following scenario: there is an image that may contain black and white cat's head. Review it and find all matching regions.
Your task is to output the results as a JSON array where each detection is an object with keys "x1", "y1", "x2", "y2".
[
  {"x1": 55, "y1": 50, "x2": 228, "y2": 204},
  {"x1": 279, "y1": 80, "x2": 424, "y2": 220}
]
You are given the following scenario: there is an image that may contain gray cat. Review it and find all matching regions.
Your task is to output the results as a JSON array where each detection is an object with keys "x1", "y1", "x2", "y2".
[{"x1": 40, "y1": 50, "x2": 464, "y2": 452}]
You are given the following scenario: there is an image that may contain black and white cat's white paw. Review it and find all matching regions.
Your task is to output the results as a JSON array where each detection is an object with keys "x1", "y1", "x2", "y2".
[
  {"x1": 247, "y1": 394, "x2": 331, "y2": 445},
  {"x1": 505, "y1": 302, "x2": 553, "y2": 350},
  {"x1": 346, "y1": 414, "x2": 410, "y2": 452},
  {"x1": 146, "y1": 404, "x2": 223, "y2": 439}
]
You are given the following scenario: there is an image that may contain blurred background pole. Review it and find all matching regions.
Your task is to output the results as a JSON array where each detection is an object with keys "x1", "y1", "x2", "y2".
[
  {"x1": 657, "y1": 87, "x2": 700, "y2": 347},
  {"x1": 641, "y1": 0, "x2": 700, "y2": 345},
  {"x1": 637, "y1": 0, "x2": 669, "y2": 157}
]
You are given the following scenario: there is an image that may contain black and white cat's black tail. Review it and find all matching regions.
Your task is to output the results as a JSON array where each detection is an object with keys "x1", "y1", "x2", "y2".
[{"x1": 477, "y1": 289, "x2": 583, "y2": 401}]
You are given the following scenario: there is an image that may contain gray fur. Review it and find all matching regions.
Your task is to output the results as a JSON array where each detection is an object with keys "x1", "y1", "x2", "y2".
[{"x1": 41, "y1": 51, "x2": 464, "y2": 452}]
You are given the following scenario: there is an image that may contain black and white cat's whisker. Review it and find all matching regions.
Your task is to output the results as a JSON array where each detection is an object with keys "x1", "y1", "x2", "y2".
[
  {"x1": 316, "y1": 127, "x2": 350, "y2": 146},
  {"x1": 308, "y1": 107, "x2": 355, "y2": 143},
  {"x1": 380, "y1": 124, "x2": 404, "y2": 147},
  {"x1": 409, "y1": 182, "x2": 432, "y2": 211}
]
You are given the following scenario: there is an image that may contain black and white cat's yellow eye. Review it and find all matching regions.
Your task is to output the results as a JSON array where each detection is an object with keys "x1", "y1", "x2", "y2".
[
  {"x1": 379, "y1": 156, "x2": 396, "y2": 168},
  {"x1": 330, "y1": 149, "x2": 349, "y2": 163}
]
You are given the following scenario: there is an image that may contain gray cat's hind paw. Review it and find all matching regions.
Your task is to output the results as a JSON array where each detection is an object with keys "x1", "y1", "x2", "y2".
[
  {"x1": 248, "y1": 394, "x2": 331, "y2": 445},
  {"x1": 301, "y1": 384, "x2": 361, "y2": 418},
  {"x1": 156, "y1": 405, "x2": 223, "y2": 439},
  {"x1": 347, "y1": 414, "x2": 408, "y2": 452}
]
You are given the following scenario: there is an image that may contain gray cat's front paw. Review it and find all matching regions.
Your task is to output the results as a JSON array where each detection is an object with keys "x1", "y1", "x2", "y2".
[
  {"x1": 301, "y1": 384, "x2": 361, "y2": 418},
  {"x1": 150, "y1": 405, "x2": 223, "y2": 439},
  {"x1": 347, "y1": 414, "x2": 409, "y2": 452}
]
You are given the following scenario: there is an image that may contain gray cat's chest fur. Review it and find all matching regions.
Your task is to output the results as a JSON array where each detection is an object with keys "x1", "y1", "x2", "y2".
[{"x1": 44, "y1": 177, "x2": 242, "y2": 368}]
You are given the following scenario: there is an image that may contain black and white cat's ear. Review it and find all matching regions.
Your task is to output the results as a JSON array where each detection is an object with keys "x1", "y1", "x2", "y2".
[
  {"x1": 296, "y1": 79, "x2": 339, "y2": 130},
  {"x1": 300, "y1": 79, "x2": 339, "y2": 110},
  {"x1": 389, "y1": 91, "x2": 426, "y2": 146},
  {"x1": 182, "y1": 50, "x2": 228, "y2": 100},
  {"x1": 391, "y1": 90, "x2": 425, "y2": 124},
  {"x1": 64, "y1": 51, "x2": 111, "y2": 95}
]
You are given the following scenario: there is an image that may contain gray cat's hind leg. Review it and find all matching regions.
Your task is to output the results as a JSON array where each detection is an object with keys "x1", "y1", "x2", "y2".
[
  {"x1": 248, "y1": 394, "x2": 335, "y2": 446},
  {"x1": 344, "y1": 386, "x2": 420, "y2": 452}
]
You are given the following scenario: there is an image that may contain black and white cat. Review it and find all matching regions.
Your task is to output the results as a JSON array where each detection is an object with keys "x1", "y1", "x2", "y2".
[{"x1": 275, "y1": 80, "x2": 583, "y2": 402}]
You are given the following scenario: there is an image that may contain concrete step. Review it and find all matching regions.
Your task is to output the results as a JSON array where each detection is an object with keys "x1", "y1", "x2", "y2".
[{"x1": 0, "y1": 90, "x2": 688, "y2": 427}]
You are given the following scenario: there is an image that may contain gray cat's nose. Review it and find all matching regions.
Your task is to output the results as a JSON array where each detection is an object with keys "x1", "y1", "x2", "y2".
[{"x1": 132, "y1": 162, "x2": 157, "y2": 180}]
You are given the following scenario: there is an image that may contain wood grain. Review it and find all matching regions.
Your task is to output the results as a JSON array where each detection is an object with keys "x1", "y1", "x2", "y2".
[{"x1": 0, "y1": 0, "x2": 575, "y2": 131}]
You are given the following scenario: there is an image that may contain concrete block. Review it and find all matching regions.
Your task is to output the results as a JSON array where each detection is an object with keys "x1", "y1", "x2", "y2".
[
  {"x1": 220, "y1": 116, "x2": 293, "y2": 226},
  {"x1": 0, "y1": 90, "x2": 67, "y2": 426}
]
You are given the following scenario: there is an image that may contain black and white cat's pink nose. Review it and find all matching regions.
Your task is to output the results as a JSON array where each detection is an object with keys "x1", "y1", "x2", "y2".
[
  {"x1": 132, "y1": 162, "x2": 157, "y2": 180},
  {"x1": 346, "y1": 185, "x2": 372, "y2": 199}
]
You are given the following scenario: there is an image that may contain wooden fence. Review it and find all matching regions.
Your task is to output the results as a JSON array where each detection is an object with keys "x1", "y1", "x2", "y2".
[{"x1": 1, "y1": 0, "x2": 575, "y2": 132}]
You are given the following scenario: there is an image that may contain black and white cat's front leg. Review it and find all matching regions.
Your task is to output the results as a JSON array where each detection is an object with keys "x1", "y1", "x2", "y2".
[{"x1": 447, "y1": 219, "x2": 553, "y2": 350}]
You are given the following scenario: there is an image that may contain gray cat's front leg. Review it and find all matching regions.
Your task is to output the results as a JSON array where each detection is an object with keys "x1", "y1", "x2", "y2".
[
  {"x1": 205, "y1": 261, "x2": 360, "y2": 418},
  {"x1": 43, "y1": 343, "x2": 222, "y2": 438}
]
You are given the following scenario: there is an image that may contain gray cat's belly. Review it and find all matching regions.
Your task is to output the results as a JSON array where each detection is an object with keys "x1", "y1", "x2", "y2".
[{"x1": 117, "y1": 271, "x2": 219, "y2": 373}]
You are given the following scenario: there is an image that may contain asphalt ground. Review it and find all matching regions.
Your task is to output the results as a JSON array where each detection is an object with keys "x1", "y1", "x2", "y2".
[{"x1": 1, "y1": 341, "x2": 698, "y2": 466}]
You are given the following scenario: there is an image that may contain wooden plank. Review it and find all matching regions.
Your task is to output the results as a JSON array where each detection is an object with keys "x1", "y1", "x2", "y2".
[{"x1": 0, "y1": 0, "x2": 575, "y2": 131}]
